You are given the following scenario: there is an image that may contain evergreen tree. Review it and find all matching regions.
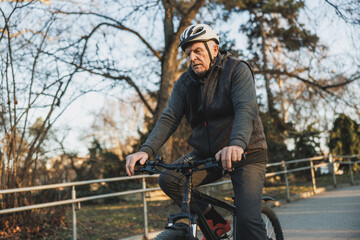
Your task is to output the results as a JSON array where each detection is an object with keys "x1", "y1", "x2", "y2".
[
  {"x1": 329, "y1": 114, "x2": 360, "y2": 156},
  {"x1": 290, "y1": 124, "x2": 322, "y2": 159}
]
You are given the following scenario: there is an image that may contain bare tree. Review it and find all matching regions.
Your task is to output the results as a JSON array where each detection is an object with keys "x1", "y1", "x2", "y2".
[{"x1": 0, "y1": 1, "x2": 97, "y2": 236}]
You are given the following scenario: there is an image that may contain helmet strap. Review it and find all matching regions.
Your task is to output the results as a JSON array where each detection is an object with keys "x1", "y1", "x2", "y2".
[{"x1": 203, "y1": 41, "x2": 214, "y2": 68}]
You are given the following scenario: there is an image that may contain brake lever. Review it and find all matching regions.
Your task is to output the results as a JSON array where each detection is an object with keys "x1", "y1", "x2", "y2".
[{"x1": 135, "y1": 161, "x2": 160, "y2": 175}]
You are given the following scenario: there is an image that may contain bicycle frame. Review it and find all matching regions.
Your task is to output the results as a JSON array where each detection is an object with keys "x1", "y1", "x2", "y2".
[
  {"x1": 165, "y1": 168, "x2": 236, "y2": 240},
  {"x1": 192, "y1": 190, "x2": 236, "y2": 239}
]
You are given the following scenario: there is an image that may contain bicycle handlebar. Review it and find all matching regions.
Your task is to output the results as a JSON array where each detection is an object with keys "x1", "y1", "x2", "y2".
[
  {"x1": 135, "y1": 157, "x2": 220, "y2": 175},
  {"x1": 135, "y1": 152, "x2": 246, "y2": 175}
]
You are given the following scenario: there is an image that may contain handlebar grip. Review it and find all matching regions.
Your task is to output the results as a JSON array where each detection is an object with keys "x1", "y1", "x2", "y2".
[
  {"x1": 135, "y1": 161, "x2": 144, "y2": 166},
  {"x1": 230, "y1": 152, "x2": 247, "y2": 169}
]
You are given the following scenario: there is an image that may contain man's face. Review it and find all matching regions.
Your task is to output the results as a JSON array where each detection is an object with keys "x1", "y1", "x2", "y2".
[{"x1": 185, "y1": 41, "x2": 217, "y2": 77}]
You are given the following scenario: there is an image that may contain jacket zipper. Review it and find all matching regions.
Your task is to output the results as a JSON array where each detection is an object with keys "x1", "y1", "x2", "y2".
[
  {"x1": 204, "y1": 120, "x2": 211, "y2": 155},
  {"x1": 201, "y1": 80, "x2": 212, "y2": 155}
]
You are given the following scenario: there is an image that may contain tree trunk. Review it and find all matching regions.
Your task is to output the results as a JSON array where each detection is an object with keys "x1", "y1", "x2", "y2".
[{"x1": 153, "y1": 0, "x2": 205, "y2": 162}]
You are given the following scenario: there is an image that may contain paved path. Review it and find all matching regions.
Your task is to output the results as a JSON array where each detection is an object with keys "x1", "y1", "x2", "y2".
[
  {"x1": 121, "y1": 184, "x2": 360, "y2": 240},
  {"x1": 275, "y1": 184, "x2": 360, "y2": 240}
]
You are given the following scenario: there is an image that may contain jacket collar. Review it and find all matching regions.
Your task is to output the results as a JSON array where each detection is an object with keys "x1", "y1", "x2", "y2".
[{"x1": 186, "y1": 51, "x2": 231, "y2": 85}]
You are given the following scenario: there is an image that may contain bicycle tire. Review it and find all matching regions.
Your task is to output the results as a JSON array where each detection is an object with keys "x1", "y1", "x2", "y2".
[
  {"x1": 153, "y1": 228, "x2": 189, "y2": 240},
  {"x1": 261, "y1": 204, "x2": 284, "y2": 240}
]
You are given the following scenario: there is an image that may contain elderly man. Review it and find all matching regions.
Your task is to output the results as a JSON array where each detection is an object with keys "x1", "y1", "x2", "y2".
[{"x1": 126, "y1": 24, "x2": 268, "y2": 240}]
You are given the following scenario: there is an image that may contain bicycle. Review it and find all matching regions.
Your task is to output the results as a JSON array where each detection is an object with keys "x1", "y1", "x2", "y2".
[{"x1": 136, "y1": 156, "x2": 284, "y2": 240}]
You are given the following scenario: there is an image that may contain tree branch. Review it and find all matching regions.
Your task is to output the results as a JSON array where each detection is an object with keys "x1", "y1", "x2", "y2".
[
  {"x1": 256, "y1": 68, "x2": 359, "y2": 92},
  {"x1": 175, "y1": 0, "x2": 206, "y2": 45},
  {"x1": 40, "y1": 43, "x2": 156, "y2": 116},
  {"x1": 255, "y1": 68, "x2": 360, "y2": 111},
  {"x1": 53, "y1": 10, "x2": 162, "y2": 61},
  {"x1": 85, "y1": 69, "x2": 155, "y2": 116},
  {"x1": 325, "y1": 0, "x2": 360, "y2": 25}
]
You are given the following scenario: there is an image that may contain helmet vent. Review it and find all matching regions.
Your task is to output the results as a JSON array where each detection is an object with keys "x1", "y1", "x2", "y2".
[{"x1": 193, "y1": 27, "x2": 203, "y2": 34}]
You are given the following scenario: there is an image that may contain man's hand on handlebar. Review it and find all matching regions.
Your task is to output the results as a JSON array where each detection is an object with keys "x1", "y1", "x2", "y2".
[
  {"x1": 125, "y1": 151, "x2": 149, "y2": 176},
  {"x1": 215, "y1": 145, "x2": 244, "y2": 172}
]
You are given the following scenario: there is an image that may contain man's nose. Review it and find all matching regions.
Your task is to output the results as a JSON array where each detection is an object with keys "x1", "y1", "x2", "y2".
[{"x1": 189, "y1": 52, "x2": 197, "y2": 62}]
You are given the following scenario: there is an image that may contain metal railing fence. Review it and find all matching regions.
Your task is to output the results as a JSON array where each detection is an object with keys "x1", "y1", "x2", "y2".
[
  {"x1": 265, "y1": 154, "x2": 360, "y2": 201},
  {"x1": 0, "y1": 154, "x2": 359, "y2": 240}
]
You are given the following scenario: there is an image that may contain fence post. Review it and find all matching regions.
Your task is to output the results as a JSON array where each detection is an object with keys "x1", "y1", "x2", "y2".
[
  {"x1": 348, "y1": 158, "x2": 354, "y2": 185},
  {"x1": 142, "y1": 177, "x2": 149, "y2": 240},
  {"x1": 72, "y1": 186, "x2": 77, "y2": 240},
  {"x1": 329, "y1": 154, "x2": 337, "y2": 188},
  {"x1": 310, "y1": 159, "x2": 317, "y2": 193},
  {"x1": 206, "y1": 186, "x2": 210, "y2": 196},
  {"x1": 282, "y1": 161, "x2": 291, "y2": 202}
]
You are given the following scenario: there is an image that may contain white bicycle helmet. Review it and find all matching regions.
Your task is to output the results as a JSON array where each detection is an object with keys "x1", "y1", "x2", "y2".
[{"x1": 179, "y1": 24, "x2": 220, "y2": 51}]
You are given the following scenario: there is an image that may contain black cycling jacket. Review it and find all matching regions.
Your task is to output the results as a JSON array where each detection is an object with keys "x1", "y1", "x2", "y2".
[{"x1": 140, "y1": 51, "x2": 267, "y2": 159}]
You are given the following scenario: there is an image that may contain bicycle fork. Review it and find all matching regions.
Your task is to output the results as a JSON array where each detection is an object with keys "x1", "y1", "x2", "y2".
[{"x1": 167, "y1": 171, "x2": 198, "y2": 239}]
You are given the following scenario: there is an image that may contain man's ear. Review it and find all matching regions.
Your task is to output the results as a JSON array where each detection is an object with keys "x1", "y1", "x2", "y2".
[
  {"x1": 211, "y1": 42, "x2": 219, "y2": 56},
  {"x1": 214, "y1": 44, "x2": 219, "y2": 55}
]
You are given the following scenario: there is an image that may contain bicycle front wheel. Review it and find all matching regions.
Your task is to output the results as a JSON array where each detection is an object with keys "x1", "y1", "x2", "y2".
[
  {"x1": 261, "y1": 204, "x2": 284, "y2": 240},
  {"x1": 153, "y1": 227, "x2": 189, "y2": 240}
]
